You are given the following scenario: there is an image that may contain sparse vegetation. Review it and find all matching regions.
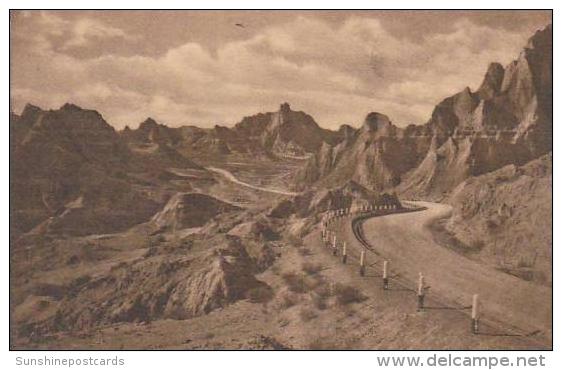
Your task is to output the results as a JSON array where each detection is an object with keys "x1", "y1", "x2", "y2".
[
  {"x1": 298, "y1": 307, "x2": 318, "y2": 322},
  {"x1": 282, "y1": 272, "x2": 312, "y2": 293},
  {"x1": 516, "y1": 252, "x2": 538, "y2": 268},
  {"x1": 286, "y1": 234, "x2": 303, "y2": 248},
  {"x1": 278, "y1": 291, "x2": 299, "y2": 309},
  {"x1": 301, "y1": 262, "x2": 323, "y2": 275},
  {"x1": 311, "y1": 292, "x2": 328, "y2": 310},
  {"x1": 313, "y1": 283, "x2": 334, "y2": 298},
  {"x1": 471, "y1": 239, "x2": 485, "y2": 251},
  {"x1": 306, "y1": 336, "x2": 355, "y2": 350},
  {"x1": 334, "y1": 284, "x2": 366, "y2": 305},
  {"x1": 297, "y1": 247, "x2": 312, "y2": 256},
  {"x1": 246, "y1": 285, "x2": 274, "y2": 303}
]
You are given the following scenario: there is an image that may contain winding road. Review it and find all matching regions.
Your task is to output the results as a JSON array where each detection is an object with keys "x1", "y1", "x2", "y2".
[
  {"x1": 346, "y1": 201, "x2": 551, "y2": 341},
  {"x1": 206, "y1": 166, "x2": 299, "y2": 196}
]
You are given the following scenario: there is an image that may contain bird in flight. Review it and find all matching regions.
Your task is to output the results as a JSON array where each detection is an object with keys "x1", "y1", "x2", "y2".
[{"x1": 235, "y1": 23, "x2": 245, "y2": 28}]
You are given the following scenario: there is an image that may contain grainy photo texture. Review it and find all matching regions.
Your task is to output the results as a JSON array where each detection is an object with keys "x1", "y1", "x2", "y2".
[{"x1": 9, "y1": 10, "x2": 552, "y2": 350}]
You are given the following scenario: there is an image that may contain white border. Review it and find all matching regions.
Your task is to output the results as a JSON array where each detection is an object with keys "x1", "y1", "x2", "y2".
[{"x1": 2, "y1": 1, "x2": 558, "y2": 369}]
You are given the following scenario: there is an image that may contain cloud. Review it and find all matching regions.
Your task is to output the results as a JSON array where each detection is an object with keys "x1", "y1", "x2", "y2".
[
  {"x1": 63, "y1": 18, "x2": 135, "y2": 49},
  {"x1": 10, "y1": 12, "x2": 543, "y2": 130},
  {"x1": 29, "y1": 11, "x2": 135, "y2": 51}
]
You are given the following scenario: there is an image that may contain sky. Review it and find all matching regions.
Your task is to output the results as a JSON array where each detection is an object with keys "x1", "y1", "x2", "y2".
[{"x1": 10, "y1": 10, "x2": 551, "y2": 130}]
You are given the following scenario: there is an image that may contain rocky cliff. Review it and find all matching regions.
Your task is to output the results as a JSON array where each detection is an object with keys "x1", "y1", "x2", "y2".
[
  {"x1": 126, "y1": 103, "x2": 344, "y2": 159},
  {"x1": 296, "y1": 24, "x2": 552, "y2": 198}
]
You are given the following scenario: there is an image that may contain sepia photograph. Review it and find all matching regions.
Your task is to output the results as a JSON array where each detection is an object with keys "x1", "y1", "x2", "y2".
[{"x1": 8, "y1": 8, "x2": 552, "y2": 352}]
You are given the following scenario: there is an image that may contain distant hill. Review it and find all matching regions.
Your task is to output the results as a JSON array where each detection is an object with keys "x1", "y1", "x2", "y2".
[
  {"x1": 122, "y1": 103, "x2": 346, "y2": 159},
  {"x1": 9, "y1": 103, "x2": 203, "y2": 237}
]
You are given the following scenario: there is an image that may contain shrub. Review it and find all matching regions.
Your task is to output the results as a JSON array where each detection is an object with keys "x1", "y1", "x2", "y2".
[
  {"x1": 313, "y1": 283, "x2": 335, "y2": 298},
  {"x1": 246, "y1": 285, "x2": 274, "y2": 303},
  {"x1": 299, "y1": 307, "x2": 318, "y2": 322},
  {"x1": 516, "y1": 253, "x2": 537, "y2": 268},
  {"x1": 471, "y1": 239, "x2": 485, "y2": 251},
  {"x1": 334, "y1": 284, "x2": 366, "y2": 305},
  {"x1": 306, "y1": 337, "x2": 354, "y2": 350},
  {"x1": 302, "y1": 262, "x2": 323, "y2": 275},
  {"x1": 311, "y1": 293, "x2": 328, "y2": 310},
  {"x1": 298, "y1": 248, "x2": 312, "y2": 256},
  {"x1": 278, "y1": 291, "x2": 299, "y2": 309},
  {"x1": 286, "y1": 234, "x2": 303, "y2": 248},
  {"x1": 282, "y1": 272, "x2": 311, "y2": 293}
]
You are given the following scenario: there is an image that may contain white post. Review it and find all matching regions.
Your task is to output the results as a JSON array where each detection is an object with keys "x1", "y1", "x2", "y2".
[
  {"x1": 383, "y1": 260, "x2": 389, "y2": 289},
  {"x1": 472, "y1": 294, "x2": 479, "y2": 319},
  {"x1": 332, "y1": 235, "x2": 337, "y2": 256},
  {"x1": 472, "y1": 294, "x2": 479, "y2": 334},
  {"x1": 342, "y1": 242, "x2": 347, "y2": 264},
  {"x1": 359, "y1": 250, "x2": 366, "y2": 276},
  {"x1": 417, "y1": 272, "x2": 425, "y2": 311},
  {"x1": 417, "y1": 273, "x2": 424, "y2": 296}
]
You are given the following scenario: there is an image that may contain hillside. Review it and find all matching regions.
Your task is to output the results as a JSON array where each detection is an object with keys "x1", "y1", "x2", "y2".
[
  {"x1": 444, "y1": 153, "x2": 552, "y2": 286},
  {"x1": 9, "y1": 104, "x2": 205, "y2": 238}
]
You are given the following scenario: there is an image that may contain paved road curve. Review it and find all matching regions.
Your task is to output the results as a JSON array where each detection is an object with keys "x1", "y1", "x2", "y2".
[{"x1": 354, "y1": 201, "x2": 551, "y2": 342}]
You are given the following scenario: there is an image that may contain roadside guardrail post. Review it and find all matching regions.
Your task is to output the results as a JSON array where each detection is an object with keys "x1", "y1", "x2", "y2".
[
  {"x1": 383, "y1": 260, "x2": 389, "y2": 290},
  {"x1": 360, "y1": 250, "x2": 366, "y2": 276},
  {"x1": 417, "y1": 272, "x2": 425, "y2": 311},
  {"x1": 471, "y1": 294, "x2": 479, "y2": 334}
]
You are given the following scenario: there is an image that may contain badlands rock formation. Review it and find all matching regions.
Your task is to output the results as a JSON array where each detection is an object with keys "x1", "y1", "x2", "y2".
[{"x1": 298, "y1": 24, "x2": 552, "y2": 198}]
